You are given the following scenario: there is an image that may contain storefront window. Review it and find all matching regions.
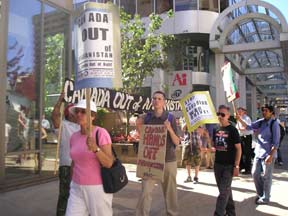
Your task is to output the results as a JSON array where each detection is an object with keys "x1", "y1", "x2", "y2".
[
  {"x1": 182, "y1": 46, "x2": 209, "y2": 72},
  {"x1": 156, "y1": 0, "x2": 173, "y2": 14},
  {"x1": 5, "y1": 0, "x2": 41, "y2": 177},
  {"x1": 175, "y1": 0, "x2": 197, "y2": 11},
  {"x1": 137, "y1": 0, "x2": 153, "y2": 17},
  {"x1": 41, "y1": 4, "x2": 70, "y2": 173},
  {"x1": 120, "y1": 0, "x2": 136, "y2": 16},
  {"x1": 5, "y1": 0, "x2": 70, "y2": 180},
  {"x1": 199, "y1": 0, "x2": 219, "y2": 12}
]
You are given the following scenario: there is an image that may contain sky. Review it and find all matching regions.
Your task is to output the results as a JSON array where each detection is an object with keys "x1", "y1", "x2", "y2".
[{"x1": 263, "y1": 0, "x2": 288, "y2": 22}]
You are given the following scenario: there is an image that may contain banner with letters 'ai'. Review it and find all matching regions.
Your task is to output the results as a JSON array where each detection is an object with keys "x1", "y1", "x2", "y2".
[{"x1": 73, "y1": 2, "x2": 122, "y2": 90}]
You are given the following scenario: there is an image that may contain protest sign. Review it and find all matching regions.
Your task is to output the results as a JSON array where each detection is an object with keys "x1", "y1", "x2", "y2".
[
  {"x1": 180, "y1": 91, "x2": 218, "y2": 132},
  {"x1": 221, "y1": 62, "x2": 239, "y2": 102},
  {"x1": 63, "y1": 79, "x2": 181, "y2": 112},
  {"x1": 73, "y1": 2, "x2": 122, "y2": 90},
  {"x1": 136, "y1": 125, "x2": 167, "y2": 181}
]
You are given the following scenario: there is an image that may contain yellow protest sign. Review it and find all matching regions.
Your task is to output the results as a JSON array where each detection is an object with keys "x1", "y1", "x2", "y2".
[{"x1": 180, "y1": 91, "x2": 219, "y2": 132}]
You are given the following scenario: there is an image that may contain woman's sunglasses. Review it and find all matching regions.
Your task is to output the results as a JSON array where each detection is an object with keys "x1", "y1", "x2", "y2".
[
  {"x1": 75, "y1": 109, "x2": 86, "y2": 114},
  {"x1": 216, "y1": 112, "x2": 226, "y2": 117}
]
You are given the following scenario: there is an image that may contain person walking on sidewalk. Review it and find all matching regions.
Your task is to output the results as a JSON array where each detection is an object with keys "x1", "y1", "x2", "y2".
[
  {"x1": 136, "y1": 91, "x2": 180, "y2": 216},
  {"x1": 52, "y1": 93, "x2": 79, "y2": 216},
  {"x1": 236, "y1": 107, "x2": 253, "y2": 174},
  {"x1": 236, "y1": 104, "x2": 280, "y2": 205},
  {"x1": 183, "y1": 126, "x2": 202, "y2": 184},
  {"x1": 213, "y1": 105, "x2": 242, "y2": 216},
  {"x1": 66, "y1": 100, "x2": 114, "y2": 216}
]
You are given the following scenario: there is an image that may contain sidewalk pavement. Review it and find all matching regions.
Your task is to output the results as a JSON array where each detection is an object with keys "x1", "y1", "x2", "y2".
[{"x1": 1, "y1": 161, "x2": 288, "y2": 216}]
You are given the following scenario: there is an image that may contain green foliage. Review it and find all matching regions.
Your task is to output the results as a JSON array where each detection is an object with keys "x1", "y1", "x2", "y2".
[
  {"x1": 44, "y1": 33, "x2": 64, "y2": 111},
  {"x1": 95, "y1": 108, "x2": 107, "y2": 127},
  {"x1": 120, "y1": 10, "x2": 174, "y2": 94}
]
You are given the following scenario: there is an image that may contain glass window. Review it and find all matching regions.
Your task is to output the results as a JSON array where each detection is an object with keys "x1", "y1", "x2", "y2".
[
  {"x1": 156, "y1": 0, "x2": 173, "y2": 14},
  {"x1": 137, "y1": 0, "x2": 153, "y2": 17},
  {"x1": 5, "y1": 0, "x2": 70, "y2": 179},
  {"x1": 120, "y1": 0, "x2": 136, "y2": 16},
  {"x1": 175, "y1": 0, "x2": 197, "y2": 11},
  {"x1": 6, "y1": 0, "x2": 41, "y2": 177},
  {"x1": 42, "y1": 4, "x2": 70, "y2": 172},
  {"x1": 199, "y1": 0, "x2": 219, "y2": 12},
  {"x1": 182, "y1": 46, "x2": 209, "y2": 72}
]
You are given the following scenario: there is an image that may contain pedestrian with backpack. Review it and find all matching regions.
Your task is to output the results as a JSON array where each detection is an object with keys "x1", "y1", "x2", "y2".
[
  {"x1": 271, "y1": 112, "x2": 286, "y2": 166},
  {"x1": 135, "y1": 90, "x2": 180, "y2": 216},
  {"x1": 236, "y1": 104, "x2": 280, "y2": 205}
]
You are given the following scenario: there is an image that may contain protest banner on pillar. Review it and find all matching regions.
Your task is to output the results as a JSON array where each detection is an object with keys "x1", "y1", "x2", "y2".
[
  {"x1": 73, "y1": 2, "x2": 122, "y2": 90},
  {"x1": 180, "y1": 91, "x2": 219, "y2": 132},
  {"x1": 221, "y1": 62, "x2": 239, "y2": 102},
  {"x1": 136, "y1": 125, "x2": 167, "y2": 181}
]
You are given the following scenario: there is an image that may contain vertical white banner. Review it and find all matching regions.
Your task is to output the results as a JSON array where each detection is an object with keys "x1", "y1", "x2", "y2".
[{"x1": 74, "y1": 2, "x2": 122, "y2": 90}]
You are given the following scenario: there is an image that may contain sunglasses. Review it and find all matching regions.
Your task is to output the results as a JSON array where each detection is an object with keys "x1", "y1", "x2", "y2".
[
  {"x1": 75, "y1": 109, "x2": 86, "y2": 114},
  {"x1": 216, "y1": 112, "x2": 226, "y2": 117}
]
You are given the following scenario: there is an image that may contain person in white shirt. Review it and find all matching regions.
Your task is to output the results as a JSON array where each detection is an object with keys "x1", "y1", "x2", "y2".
[
  {"x1": 236, "y1": 107, "x2": 254, "y2": 174},
  {"x1": 52, "y1": 93, "x2": 80, "y2": 216},
  {"x1": 41, "y1": 114, "x2": 51, "y2": 130}
]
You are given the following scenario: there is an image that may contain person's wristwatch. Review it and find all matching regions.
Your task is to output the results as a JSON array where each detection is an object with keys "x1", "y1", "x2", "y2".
[
  {"x1": 234, "y1": 165, "x2": 239, "y2": 169},
  {"x1": 94, "y1": 147, "x2": 101, "y2": 153}
]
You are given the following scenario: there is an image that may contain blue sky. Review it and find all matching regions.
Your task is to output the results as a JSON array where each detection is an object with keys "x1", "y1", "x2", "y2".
[{"x1": 263, "y1": 0, "x2": 288, "y2": 22}]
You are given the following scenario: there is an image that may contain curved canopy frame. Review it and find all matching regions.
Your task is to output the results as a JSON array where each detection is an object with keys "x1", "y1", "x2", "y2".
[{"x1": 210, "y1": 0, "x2": 288, "y2": 104}]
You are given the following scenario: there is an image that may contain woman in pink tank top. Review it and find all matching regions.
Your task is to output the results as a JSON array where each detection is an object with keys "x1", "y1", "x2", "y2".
[{"x1": 66, "y1": 99, "x2": 114, "y2": 216}]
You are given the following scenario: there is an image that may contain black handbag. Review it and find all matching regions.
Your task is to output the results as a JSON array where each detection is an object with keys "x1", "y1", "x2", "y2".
[{"x1": 96, "y1": 131, "x2": 128, "y2": 193}]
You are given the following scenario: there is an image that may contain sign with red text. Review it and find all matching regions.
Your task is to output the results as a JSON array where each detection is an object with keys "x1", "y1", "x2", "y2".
[
  {"x1": 136, "y1": 125, "x2": 167, "y2": 181},
  {"x1": 168, "y1": 71, "x2": 192, "y2": 100},
  {"x1": 74, "y1": 2, "x2": 122, "y2": 90}
]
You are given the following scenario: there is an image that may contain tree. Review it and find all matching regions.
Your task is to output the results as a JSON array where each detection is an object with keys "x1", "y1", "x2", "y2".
[
  {"x1": 44, "y1": 33, "x2": 64, "y2": 117},
  {"x1": 120, "y1": 9, "x2": 174, "y2": 94},
  {"x1": 119, "y1": 10, "x2": 174, "y2": 136}
]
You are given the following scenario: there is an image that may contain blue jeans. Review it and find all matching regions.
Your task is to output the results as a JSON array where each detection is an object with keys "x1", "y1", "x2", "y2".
[
  {"x1": 252, "y1": 157, "x2": 275, "y2": 202},
  {"x1": 214, "y1": 163, "x2": 235, "y2": 216}
]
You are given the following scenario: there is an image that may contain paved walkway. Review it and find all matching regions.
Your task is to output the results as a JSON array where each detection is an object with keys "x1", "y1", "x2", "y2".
[{"x1": 1, "y1": 138, "x2": 288, "y2": 216}]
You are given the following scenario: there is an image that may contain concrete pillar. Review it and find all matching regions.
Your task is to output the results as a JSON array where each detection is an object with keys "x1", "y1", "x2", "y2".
[
  {"x1": 215, "y1": 53, "x2": 226, "y2": 108},
  {"x1": 237, "y1": 75, "x2": 246, "y2": 108},
  {"x1": 260, "y1": 94, "x2": 266, "y2": 105},
  {"x1": 251, "y1": 85, "x2": 257, "y2": 120},
  {"x1": 0, "y1": 0, "x2": 8, "y2": 180}
]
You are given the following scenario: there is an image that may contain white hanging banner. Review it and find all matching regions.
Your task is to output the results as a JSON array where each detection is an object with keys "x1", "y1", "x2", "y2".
[{"x1": 73, "y1": 2, "x2": 122, "y2": 90}]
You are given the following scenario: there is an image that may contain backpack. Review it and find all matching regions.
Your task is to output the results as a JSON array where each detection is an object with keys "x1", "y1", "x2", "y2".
[
  {"x1": 144, "y1": 112, "x2": 173, "y2": 124},
  {"x1": 259, "y1": 119, "x2": 285, "y2": 142}
]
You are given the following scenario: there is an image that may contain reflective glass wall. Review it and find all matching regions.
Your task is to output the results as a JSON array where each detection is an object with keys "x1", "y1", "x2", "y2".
[{"x1": 3, "y1": 0, "x2": 71, "y2": 182}]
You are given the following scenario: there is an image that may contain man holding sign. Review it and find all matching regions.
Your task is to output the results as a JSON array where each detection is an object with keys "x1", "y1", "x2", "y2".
[{"x1": 136, "y1": 91, "x2": 180, "y2": 216}]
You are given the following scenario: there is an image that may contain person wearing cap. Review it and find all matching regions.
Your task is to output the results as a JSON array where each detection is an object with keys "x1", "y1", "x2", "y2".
[
  {"x1": 235, "y1": 104, "x2": 280, "y2": 205},
  {"x1": 52, "y1": 92, "x2": 80, "y2": 216},
  {"x1": 65, "y1": 99, "x2": 114, "y2": 216},
  {"x1": 135, "y1": 90, "x2": 180, "y2": 216},
  {"x1": 235, "y1": 107, "x2": 253, "y2": 174},
  {"x1": 213, "y1": 105, "x2": 241, "y2": 216}
]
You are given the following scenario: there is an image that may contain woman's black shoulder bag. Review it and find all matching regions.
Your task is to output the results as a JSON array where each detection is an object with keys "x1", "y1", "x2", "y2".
[{"x1": 96, "y1": 131, "x2": 128, "y2": 193}]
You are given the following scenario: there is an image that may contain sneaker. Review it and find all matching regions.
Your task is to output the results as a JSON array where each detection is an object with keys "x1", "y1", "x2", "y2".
[
  {"x1": 256, "y1": 198, "x2": 269, "y2": 205},
  {"x1": 193, "y1": 177, "x2": 199, "y2": 184},
  {"x1": 254, "y1": 196, "x2": 260, "y2": 204},
  {"x1": 241, "y1": 170, "x2": 251, "y2": 175},
  {"x1": 184, "y1": 176, "x2": 192, "y2": 183},
  {"x1": 278, "y1": 162, "x2": 283, "y2": 166}
]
